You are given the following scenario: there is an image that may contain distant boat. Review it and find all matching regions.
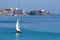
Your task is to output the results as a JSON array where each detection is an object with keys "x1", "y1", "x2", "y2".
[{"x1": 16, "y1": 19, "x2": 21, "y2": 33}]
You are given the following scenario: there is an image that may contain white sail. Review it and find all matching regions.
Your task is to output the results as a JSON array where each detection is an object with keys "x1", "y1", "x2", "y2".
[{"x1": 16, "y1": 19, "x2": 20, "y2": 32}]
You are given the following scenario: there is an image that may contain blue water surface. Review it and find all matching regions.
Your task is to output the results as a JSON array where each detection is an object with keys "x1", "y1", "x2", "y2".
[{"x1": 0, "y1": 16, "x2": 60, "y2": 40}]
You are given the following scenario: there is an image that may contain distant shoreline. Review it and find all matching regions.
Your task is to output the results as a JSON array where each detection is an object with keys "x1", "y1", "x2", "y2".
[{"x1": 0, "y1": 8, "x2": 57, "y2": 16}]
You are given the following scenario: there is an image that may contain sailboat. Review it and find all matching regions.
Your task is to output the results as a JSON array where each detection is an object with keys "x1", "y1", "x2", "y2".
[{"x1": 16, "y1": 19, "x2": 21, "y2": 33}]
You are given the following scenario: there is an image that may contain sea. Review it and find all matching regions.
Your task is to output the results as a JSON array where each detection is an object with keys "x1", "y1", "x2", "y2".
[{"x1": 0, "y1": 16, "x2": 60, "y2": 40}]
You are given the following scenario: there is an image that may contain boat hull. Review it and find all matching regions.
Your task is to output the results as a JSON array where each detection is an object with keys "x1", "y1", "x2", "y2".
[{"x1": 16, "y1": 30, "x2": 20, "y2": 33}]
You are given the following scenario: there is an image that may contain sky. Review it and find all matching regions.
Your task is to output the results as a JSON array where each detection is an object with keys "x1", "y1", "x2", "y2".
[{"x1": 0, "y1": 0, "x2": 60, "y2": 14}]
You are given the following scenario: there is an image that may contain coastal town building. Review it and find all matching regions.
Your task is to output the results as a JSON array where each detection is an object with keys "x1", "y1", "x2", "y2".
[
  {"x1": 14, "y1": 8, "x2": 25, "y2": 14},
  {"x1": 29, "y1": 9, "x2": 55, "y2": 16},
  {"x1": 0, "y1": 8, "x2": 55, "y2": 16},
  {"x1": 0, "y1": 8, "x2": 14, "y2": 16},
  {"x1": 13, "y1": 8, "x2": 28, "y2": 16}
]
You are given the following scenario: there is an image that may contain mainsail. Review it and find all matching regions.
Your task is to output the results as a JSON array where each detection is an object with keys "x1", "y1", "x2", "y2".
[{"x1": 16, "y1": 19, "x2": 21, "y2": 32}]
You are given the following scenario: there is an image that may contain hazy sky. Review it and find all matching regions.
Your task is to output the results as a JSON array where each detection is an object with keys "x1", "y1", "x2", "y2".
[{"x1": 0, "y1": 0, "x2": 60, "y2": 14}]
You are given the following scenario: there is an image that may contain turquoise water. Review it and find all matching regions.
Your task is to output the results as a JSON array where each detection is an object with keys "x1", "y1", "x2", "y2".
[{"x1": 0, "y1": 16, "x2": 60, "y2": 40}]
